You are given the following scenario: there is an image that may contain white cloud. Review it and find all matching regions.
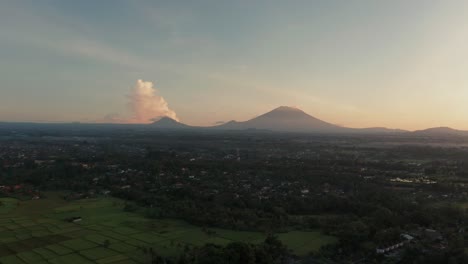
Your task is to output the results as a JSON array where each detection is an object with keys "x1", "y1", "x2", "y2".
[{"x1": 128, "y1": 79, "x2": 178, "y2": 123}]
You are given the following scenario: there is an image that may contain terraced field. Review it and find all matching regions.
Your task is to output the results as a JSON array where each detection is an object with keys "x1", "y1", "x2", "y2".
[{"x1": 0, "y1": 194, "x2": 337, "y2": 263}]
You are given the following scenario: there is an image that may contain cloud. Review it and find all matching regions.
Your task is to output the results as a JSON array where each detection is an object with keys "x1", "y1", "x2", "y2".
[
  {"x1": 128, "y1": 79, "x2": 178, "y2": 123},
  {"x1": 99, "y1": 113, "x2": 125, "y2": 123}
]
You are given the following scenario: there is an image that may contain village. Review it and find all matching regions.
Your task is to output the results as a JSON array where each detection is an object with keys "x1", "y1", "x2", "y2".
[{"x1": 1, "y1": 131, "x2": 468, "y2": 263}]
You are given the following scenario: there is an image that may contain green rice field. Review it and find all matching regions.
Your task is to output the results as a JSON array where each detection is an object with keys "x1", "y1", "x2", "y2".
[{"x1": 0, "y1": 194, "x2": 337, "y2": 263}]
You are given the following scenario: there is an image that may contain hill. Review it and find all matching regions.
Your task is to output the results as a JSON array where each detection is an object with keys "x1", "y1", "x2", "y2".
[
  {"x1": 150, "y1": 117, "x2": 192, "y2": 129},
  {"x1": 411, "y1": 127, "x2": 468, "y2": 137}
]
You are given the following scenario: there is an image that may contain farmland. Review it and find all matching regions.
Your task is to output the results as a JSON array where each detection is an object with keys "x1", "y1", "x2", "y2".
[{"x1": 0, "y1": 193, "x2": 337, "y2": 264}]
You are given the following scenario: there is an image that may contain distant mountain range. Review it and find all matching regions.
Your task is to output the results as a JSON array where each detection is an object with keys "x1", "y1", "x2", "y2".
[
  {"x1": 151, "y1": 106, "x2": 407, "y2": 134},
  {"x1": 2, "y1": 106, "x2": 467, "y2": 136}
]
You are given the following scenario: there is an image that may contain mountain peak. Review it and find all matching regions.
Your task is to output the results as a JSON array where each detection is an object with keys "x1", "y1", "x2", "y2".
[
  {"x1": 272, "y1": 106, "x2": 304, "y2": 112},
  {"x1": 260, "y1": 106, "x2": 311, "y2": 119},
  {"x1": 150, "y1": 116, "x2": 190, "y2": 129},
  {"x1": 152, "y1": 116, "x2": 179, "y2": 124}
]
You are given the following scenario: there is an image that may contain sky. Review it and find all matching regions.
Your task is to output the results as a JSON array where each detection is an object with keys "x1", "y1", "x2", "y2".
[{"x1": 2, "y1": 0, "x2": 468, "y2": 130}]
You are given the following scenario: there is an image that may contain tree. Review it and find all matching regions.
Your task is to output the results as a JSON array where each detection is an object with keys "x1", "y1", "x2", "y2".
[{"x1": 223, "y1": 242, "x2": 255, "y2": 264}]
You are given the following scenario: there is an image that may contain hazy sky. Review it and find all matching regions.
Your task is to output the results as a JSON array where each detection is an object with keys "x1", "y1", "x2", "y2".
[{"x1": 2, "y1": 0, "x2": 468, "y2": 130}]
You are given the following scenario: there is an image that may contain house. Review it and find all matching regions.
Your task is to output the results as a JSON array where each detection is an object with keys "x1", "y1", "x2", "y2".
[
  {"x1": 401, "y1": 233, "x2": 414, "y2": 242},
  {"x1": 376, "y1": 234, "x2": 414, "y2": 254},
  {"x1": 376, "y1": 241, "x2": 405, "y2": 254}
]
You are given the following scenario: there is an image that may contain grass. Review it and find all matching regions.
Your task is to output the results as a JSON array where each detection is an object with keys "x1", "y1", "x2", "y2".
[
  {"x1": 0, "y1": 198, "x2": 19, "y2": 214},
  {"x1": 45, "y1": 245, "x2": 73, "y2": 256},
  {"x1": 16, "y1": 251, "x2": 43, "y2": 264},
  {"x1": 79, "y1": 247, "x2": 118, "y2": 260},
  {"x1": 60, "y1": 239, "x2": 98, "y2": 251},
  {"x1": 95, "y1": 254, "x2": 129, "y2": 264},
  {"x1": 32, "y1": 248, "x2": 58, "y2": 260},
  {"x1": 108, "y1": 242, "x2": 137, "y2": 253},
  {"x1": 213, "y1": 228, "x2": 265, "y2": 243},
  {"x1": 277, "y1": 231, "x2": 338, "y2": 255},
  {"x1": 48, "y1": 253, "x2": 94, "y2": 264},
  {"x1": 430, "y1": 201, "x2": 468, "y2": 210},
  {"x1": 130, "y1": 233, "x2": 166, "y2": 244},
  {"x1": 83, "y1": 234, "x2": 118, "y2": 245},
  {"x1": 0, "y1": 192, "x2": 338, "y2": 263},
  {"x1": 0, "y1": 255, "x2": 26, "y2": 264}
]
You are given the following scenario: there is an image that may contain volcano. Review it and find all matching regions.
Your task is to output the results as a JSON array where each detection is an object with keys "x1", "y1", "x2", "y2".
[
  {"x1": 150, "y1": 117, "x2": 191, "y2": 129},
  {"x1": 215, "y1": 106, "x2": 353, "y2": 133},
  {"x1": 218, "y1": 106, "x2": 342, "y2": 132}
]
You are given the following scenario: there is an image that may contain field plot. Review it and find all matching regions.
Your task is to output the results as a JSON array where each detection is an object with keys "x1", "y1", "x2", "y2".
[
  {"x1": 0, "y1": 198, "x2": 17, "y2": 214},
  {"x1": 0, "y1": 193, "x2": 337, "y2": 263},
  {"x1": 277, "y1": 231, "x2": 338, "y2": 256}
]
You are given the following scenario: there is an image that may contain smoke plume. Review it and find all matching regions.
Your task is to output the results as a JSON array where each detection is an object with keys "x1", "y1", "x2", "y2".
[{"x1": 128, "y1": 79, "x2": 178, "y2": 123}]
